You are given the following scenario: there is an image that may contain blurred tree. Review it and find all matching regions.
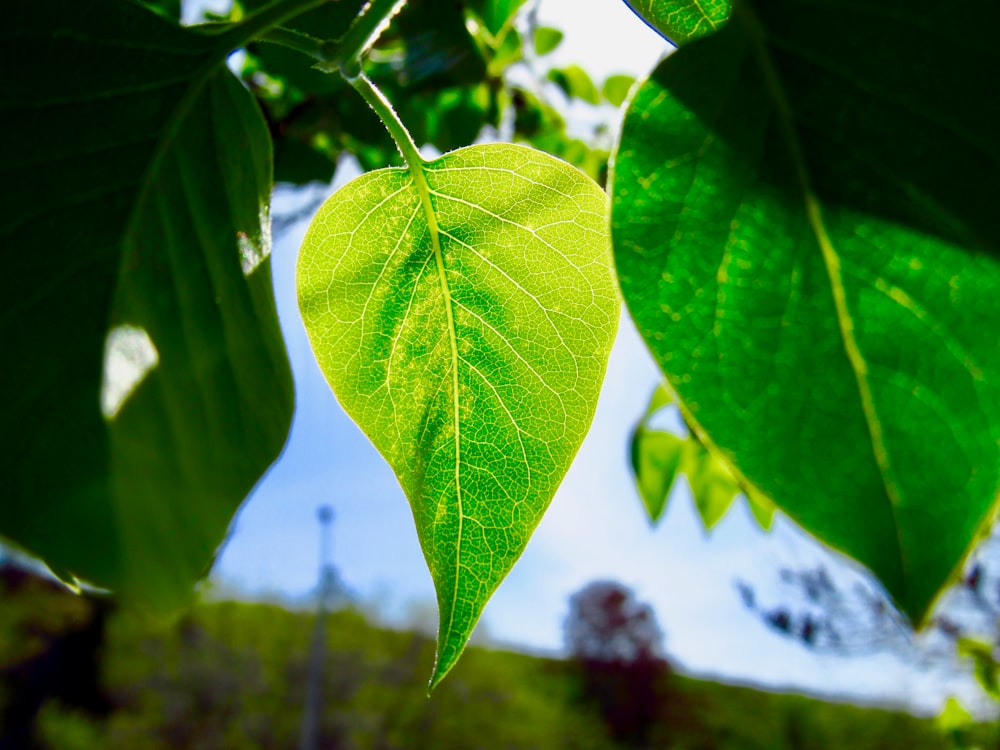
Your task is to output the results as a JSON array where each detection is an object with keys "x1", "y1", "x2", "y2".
[{"x1": 564, "y1": 581, "x2": 668, "y2": 746}]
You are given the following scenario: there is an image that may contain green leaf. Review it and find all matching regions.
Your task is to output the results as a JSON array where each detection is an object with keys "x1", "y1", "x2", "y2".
[
  {"x1": 533, "y1": 26, "x2": 563, "y2": 56},
  {"x1": 611, "y1": 0, "x2": 1000, "y2": 622},
  {"x1": 1, "y1": 0, "x2": 294, "y2": 610},
  {"x1": 298, "y1": 143, "x2": 619, "y2": 686},
  {"x1": 467, "y1": 0, "x2": 529, "y2": 38},
  {"x1": 602, "y1": 74, "x2": 636, "y2": 108},
  {"x1": 631, "y1": 427, "x2": 685, "y2": 523},
  {"x1": 630, "y1": 384, "x2": 741, "y2": 528},
  {"x1": 682, "y1": 441, "x2": 738, "y2": 530},
  {"x1": 547, "y1": 65, "x2": 600, "y2": 105},
  {"x1": 746, "y1": 493, "x2": 775, "y2": 532},
  {"x1": 623, "y1": 0, "x2": 731, "y2": 46}
]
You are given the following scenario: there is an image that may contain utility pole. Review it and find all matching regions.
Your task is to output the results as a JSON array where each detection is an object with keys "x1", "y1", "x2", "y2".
[{"x1": 299, "y1": 505, "x2": 335, "y2": 750}]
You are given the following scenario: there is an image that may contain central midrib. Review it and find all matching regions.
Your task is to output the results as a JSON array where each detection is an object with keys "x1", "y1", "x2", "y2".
[
  {"x1": 735, "y1": 1, "x2": 907, "y2": 590},
  {"x1": 409, "y1": 162, "x2": 464, "y2": 646}
]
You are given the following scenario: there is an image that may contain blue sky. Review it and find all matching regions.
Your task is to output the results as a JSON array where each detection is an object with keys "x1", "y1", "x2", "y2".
[{"x1": 206, "y1": 0, "x2": 987, "y2": 716}]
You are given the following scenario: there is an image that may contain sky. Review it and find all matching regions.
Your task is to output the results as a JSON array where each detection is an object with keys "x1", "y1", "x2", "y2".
[{"x1": 190, "y1": 0, "x2": 992, "y2": 716}]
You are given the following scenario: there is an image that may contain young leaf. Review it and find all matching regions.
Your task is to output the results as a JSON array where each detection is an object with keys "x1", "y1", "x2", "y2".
[
  {"x1": 533, "y1": 26, "x2": 564, "y2": 57},
  {"x1": 298, "y1": 144, "x2": 619, "y2": 686},
  {"x1": 611, "y1": 0, "x2": 1000, "y2": 622},
  {"x1": 1, "y1": 0, "x2": 294, "y2": 610},
  {"x1": 630, "y1": 384, "x2": 742, "y2": 529},
  {"x1": 602, "y1": 74, "x2": 637, "y2": 108},
  {"x1": 631, "y1": 427, "x2": 685, "y2": 523},
  {"x1": 622, "y1": 0, "x2": 731, "y2": 46},
  {"x1": 547, "y1": 65, "x2": 601, "y2": 106}
]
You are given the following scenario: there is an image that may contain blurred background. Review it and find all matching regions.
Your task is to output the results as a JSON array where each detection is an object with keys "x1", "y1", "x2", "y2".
[{"x1": 4, "y1": 0, "x2": 1000, "y2": 747}]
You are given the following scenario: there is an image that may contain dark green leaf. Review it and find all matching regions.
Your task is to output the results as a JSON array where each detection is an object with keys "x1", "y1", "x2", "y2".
[
  {"x1": 1, "y1": 0, "x2": 293, "y2": 610},
  {"x1": 298, "y1": 144, "x2": 619, "y2": 686},
  {"x1": 467, "y1": 0, "x2": 528, "y2": 38},
  {"x1": 612, "y1": 0, "x2": 1000, "y2": 621},
  {"x1": 237, "y1": 0, "x2": 363, "y2": 39},
  {"x1": 623, "y1": 0, "x2": 731, "y2": 46}
]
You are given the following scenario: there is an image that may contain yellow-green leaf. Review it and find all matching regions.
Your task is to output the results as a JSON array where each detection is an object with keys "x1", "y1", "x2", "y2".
[{"x1": 298, "y1": 143, "x2": 619, "y2": 686}]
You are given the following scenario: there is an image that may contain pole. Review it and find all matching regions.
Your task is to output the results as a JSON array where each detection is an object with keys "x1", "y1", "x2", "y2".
[{"x1": 299, "y1": 505, "x2": 335, "y2": 750}]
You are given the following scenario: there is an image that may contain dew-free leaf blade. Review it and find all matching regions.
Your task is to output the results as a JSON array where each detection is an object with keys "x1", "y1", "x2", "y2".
[
  {"x1": 631, "y1": 426, "x2": 685, "y2": 523},
  {"x1": 623, "y1": 0, "x2": 731, "y2": 46},
  {"x1": 298, "y1": 143, "x2": 618, "y2": 685},
  {"x1": 611, "y1": 0, "x2": 1000, "y2": 622},
  {"x1": 1, "y1": 0, "x2": 293, "y2": 609}
]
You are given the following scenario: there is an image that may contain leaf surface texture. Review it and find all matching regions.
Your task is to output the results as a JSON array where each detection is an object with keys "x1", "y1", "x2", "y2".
[{"x1": 299, "y1": 144, "x2": 618, "y2": 684}]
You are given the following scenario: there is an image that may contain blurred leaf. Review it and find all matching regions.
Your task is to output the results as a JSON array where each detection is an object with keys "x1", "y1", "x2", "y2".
[
  {"x1": 298, "y1": 144, "x2": 619, "y2": 686},
  {"x1": 138, "y1": 0, "x2": 181, "y2": 21},
  {"x1": 466, "y1": 0, "x2": 528, "y2": 38},
  {"x1": 936, "y1": 696, "x2": 974, "y2": 736},
  {"x1": 388, "y1": 0, "x2": 488, "y2": 87},
  {"x1": 602, "y1": 74, "x2": 635, "y2": 107},
  {"x1": 612, "y1": 0, "x2": 1000, "y2": 623},
  {"x1": 623, "y1": 0, "x2": 731, "y2": 45},
  {"x1": 631, "y1": 427, "x2": 685, "y2": 523},
  {"x1": 533, "y1": 26, "x2": 563, "y2": 56},
  {"x1": 957, "y1": 638, "x2": 1000, "y2": 700},
  {"x1": 548, "y1": 64, "x2": 600, "y2": 105},
  {"x1": 630, "y1": 385, "x2": 741, "y2": 529},
  {"x1": 1, "y1": 0, "x2": 293, "y2": 610},
  {"x1": 746, "y1": 493, "x2": 776, "y2": 532},
  {"x1": 683, "y1": 442, "x2": 739, "y2": 530}
]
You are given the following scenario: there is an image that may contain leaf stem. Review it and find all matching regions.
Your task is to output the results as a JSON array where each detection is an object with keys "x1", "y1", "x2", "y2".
[
  {"x1": 345, "y1": 71, "x2": 426, "y2": 173},
  {"x1": 331, "y1": 0, "x2": 407, "y2": 76},
  {"x1": 211, "y1": 0, "x2": 330, "y2": 55},
  {"x1": 257, "y1": 26, "x2": 326, "y2": 60}
]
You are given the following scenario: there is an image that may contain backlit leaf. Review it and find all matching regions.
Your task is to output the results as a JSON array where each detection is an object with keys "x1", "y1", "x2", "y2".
[
  {"x1": 612, "y1": 0, "x2": 1000, "y2": 622},
  {"x1": 298, "y1": 144, "x2": 619, "y2": 685}
]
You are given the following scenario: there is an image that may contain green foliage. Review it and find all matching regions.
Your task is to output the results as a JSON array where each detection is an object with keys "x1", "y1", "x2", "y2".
[
  {"x1": 1, "y1": 0, "x2": 294, "y2": 610},
  {"x1": 533, "y1": 26, "x2": 564, "y2": 56},
  {"x1": 548, "y1": 65, "x2": 602, "y2": 105},
  {"x1": 298, "y1": 142, "x2": 619, "y2": 685},
  {"x1": 613, "y1": 0, "x2": 1000, "y2": 624},
  {"x1": 601, "y1": 74, "x2": 636, "y2": 108},
  {"x1": 631, "y1": 384, "x2": 773, "y2": 530},
  {"x1": 3, "y1": 0, "x2": 999, "y2": 691}
]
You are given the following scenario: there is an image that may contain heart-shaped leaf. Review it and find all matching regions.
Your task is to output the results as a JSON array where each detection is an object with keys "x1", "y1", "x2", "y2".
[
  {"x1": 1, "y1": 0, "x2": 294, "y2": 610},
  {"x1": 612, "y1": 0, "x2": 1000, "y2": 621},
  {"x1": 298, "y1": 143, "x2": 619, "y2": 685}
]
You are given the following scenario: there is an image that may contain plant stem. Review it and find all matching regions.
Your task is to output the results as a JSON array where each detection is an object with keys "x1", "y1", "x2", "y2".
[
  {"x1": 212, "y1": 0, "x2": 330, "y2": 56},
  {"x1": 345, "y1": 71, "x2": 426, "y2": 173},
  {"x1": 258, "y1": 26, "x2": 326, "y2": 61},
  {"x1": 328, "y1": 0, "x2": 406, "y2": 76}
]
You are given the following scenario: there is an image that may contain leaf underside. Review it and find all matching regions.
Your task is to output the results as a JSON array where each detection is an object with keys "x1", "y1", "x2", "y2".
[
  {"x1": 298, "y1": 143, "x2": 619, "y2": 685},
  {"x1": 1, "y1": 0, "x2": 293, "y2": 609},
  {"x1": 612, "y1": 0, "x2": 1000, "y2": 622}
]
